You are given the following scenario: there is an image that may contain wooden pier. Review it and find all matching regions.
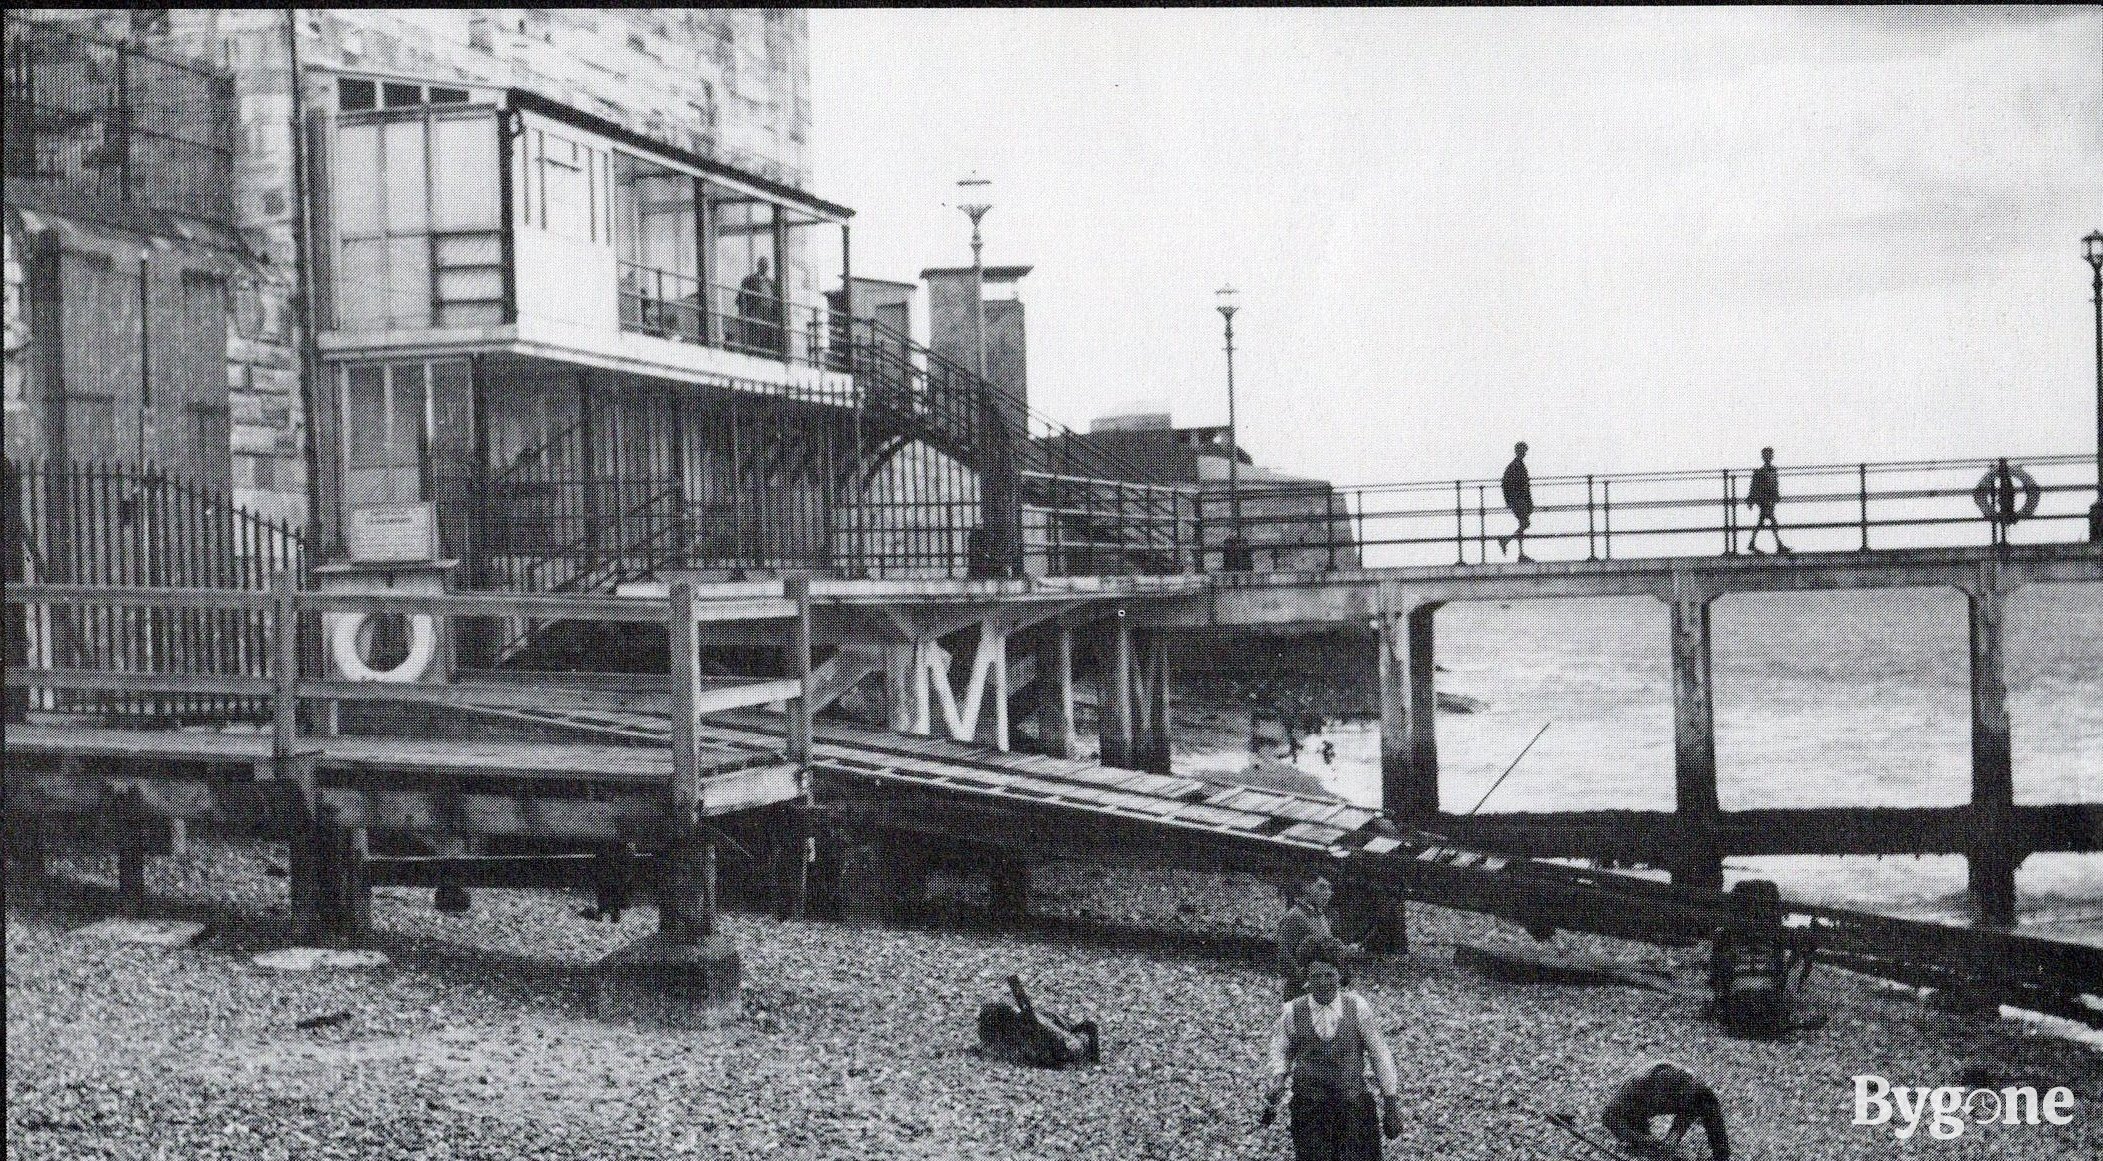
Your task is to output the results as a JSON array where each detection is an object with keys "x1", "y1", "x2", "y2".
[{"x1": 6, "y1": 541, "x2": 2100, "y2": 1023}]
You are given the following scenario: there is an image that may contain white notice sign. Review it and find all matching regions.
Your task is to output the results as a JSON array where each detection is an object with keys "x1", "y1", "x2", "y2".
[{"x1": 346, "y1": 503, "x2": 438, "y2": 563}]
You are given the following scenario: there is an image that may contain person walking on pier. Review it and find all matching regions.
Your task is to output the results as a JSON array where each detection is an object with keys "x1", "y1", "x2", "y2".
[
  {"x1": 1743, "y1": 447, "x2": 1790, "y2": 555},
  {"x1": 1262, "y1": 950, "x2": 1404, "y2": 1160},
  {"x1": 1497, "y1": 442, "x2": 1534, "y2": 561}
]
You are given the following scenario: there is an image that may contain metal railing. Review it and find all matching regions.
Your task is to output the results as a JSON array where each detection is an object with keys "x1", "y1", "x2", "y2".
[
  {"x1": 2, "y1": 14, "x2": 236, "y2": 223},
  {"x1": 5, "y1": 459, "x2": 308, "y2": 724},
  {"x1": 618, "y1": 263, "x2": 847, "y2": 370},
  {"x1": 1196, "y1": 453, "x2": 2098, "y2": 571}
]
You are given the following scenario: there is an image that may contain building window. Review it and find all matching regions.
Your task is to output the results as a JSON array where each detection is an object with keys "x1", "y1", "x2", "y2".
[
  {"x1": 614, "y1": 152, "x2": 703, "y2": 342},
  {"x1": 331, "y1": 104, "x2": 502, "y2": 330},
  {"x1": 343, "y1": 363, "x2": 428, "y2": 506}
]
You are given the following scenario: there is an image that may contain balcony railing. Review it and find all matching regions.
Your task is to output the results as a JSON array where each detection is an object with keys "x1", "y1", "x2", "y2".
[
  {"x1": 618, "y1": 262, "x2": 846, "y2": 370},
  {"x1": 2, "y1": 14, "x2": 235, "y2": 224}
]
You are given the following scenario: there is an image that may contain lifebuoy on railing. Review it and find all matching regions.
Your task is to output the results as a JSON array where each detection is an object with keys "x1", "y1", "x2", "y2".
[
  {"x1": 1972, "y1": 464, "x2": 2041, "y2": 525},
  {"x1": 327, "y1": 611, "x2": 438, "y2": 683}
]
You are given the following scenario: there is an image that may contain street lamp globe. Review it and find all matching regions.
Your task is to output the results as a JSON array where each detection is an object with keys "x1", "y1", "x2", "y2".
[{"x1": 2084, "y1": 230, "x2": 2103, "y2": 271}]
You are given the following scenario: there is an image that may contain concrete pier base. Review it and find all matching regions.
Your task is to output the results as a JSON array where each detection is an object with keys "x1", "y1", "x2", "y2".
[{"x1": 591, "y1": 933, "x2": 742, "y2": 1029}]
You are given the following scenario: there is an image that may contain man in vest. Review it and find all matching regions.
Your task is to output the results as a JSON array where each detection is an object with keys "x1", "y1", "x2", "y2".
[{"x1": 1262, "y1": 950, "x2": 1402, "y2": 1160}]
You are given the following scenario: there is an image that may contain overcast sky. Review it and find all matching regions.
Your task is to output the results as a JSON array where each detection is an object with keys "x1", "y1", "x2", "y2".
[{"x1": 809, "y1": 7, "x2": 2102, "y2": 486}]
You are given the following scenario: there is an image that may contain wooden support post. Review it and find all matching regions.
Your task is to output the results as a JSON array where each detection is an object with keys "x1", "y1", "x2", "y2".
[
  {"x1": 271, "y1": 571, "x2": 327, "y2": 935},
  {"x1": 1667, "y1": 581, "x2": 1724, "y2": 895},
  {"x1": 115, "y1": 788, "x2": 148, "y2": 916},
  {"x1": 594, "y1": 580, "x2": 740, "y2": 1028},
  {"x1": 1035, "y1": 626, "x2": 1077, "y2": 758},
  {"x1": 1407, "y1": 604, "x2": 1440, "y2": 806},
  {"x1": 663, "y1": 581, "x2": 709, "y2": 943},
  {"x1": 1138, "y1": 630, "x2": 1173, "y2": 774},
  {"x1": 310, "y1": 806, "x2": 372, "y2": 945},
  {"x1": 1377, "y1": 587, "x2": 1437, "y2": 818},
  {"x1": 1967, "y1": 577, "x2": 2018, "y2": 928},
  {"x1": 988, "y1": 855, "x2": 1031, "y2": 918},
  {"x1": 1100, "y1": 611, "x2": 1135, "y2": 768},
  {"x1": 989, "y1": 622, "x2": 1010, "y2": 752},
  {"x1": 883, "y1": 640, "x2": 918, "y2": 734},
  {"x1": 786, "y1": 577, "x2": 813, "y2": 764}
]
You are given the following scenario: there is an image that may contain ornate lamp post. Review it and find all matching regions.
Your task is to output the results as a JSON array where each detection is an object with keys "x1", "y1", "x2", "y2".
[
  {"x1": 956, "y1": 173, "x2": 1017, "y2": 575},
  {"x1": 957, "y1": 174, "x2": 993, "y2": 380},
  {"x1": 2085, "y1": 230, "x2": 2102, "y2": 542},
  {"x1": 1217, "y1": 285, "x2": 1250, "y2": 570}
]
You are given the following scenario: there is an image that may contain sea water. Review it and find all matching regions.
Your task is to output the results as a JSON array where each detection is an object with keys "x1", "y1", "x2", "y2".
[{"x1": 1190, "y1": 583, "x2": 2102, "y2": 946}]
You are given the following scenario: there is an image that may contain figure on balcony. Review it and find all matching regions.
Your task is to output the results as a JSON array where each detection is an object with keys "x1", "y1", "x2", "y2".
[{"x1": 738, "y1": 256, "x2": 782, "y2": 355}]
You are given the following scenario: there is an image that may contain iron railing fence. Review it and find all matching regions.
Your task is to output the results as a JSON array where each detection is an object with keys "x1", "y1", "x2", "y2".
[
  {"x1": 1, "y1": 14, "x2": 235, "y2": 223},
  {"x1": 1196, "y1": 453, "x2": 2098, "y2": 572},
  {"x1": 1020, "y1": 471, "x2": 1200, "y2": 577},
  {"x1": 618, "y1": 263, "x2": 851, "y2": 370},
  {"x1": 4, "y1": 459, "x2": 308, "y2": 725}
]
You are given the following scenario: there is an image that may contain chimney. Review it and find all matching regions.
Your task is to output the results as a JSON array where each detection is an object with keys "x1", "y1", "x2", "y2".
[{"x1": 923, "y1": 264, "x2": 1032, "y2": 439}]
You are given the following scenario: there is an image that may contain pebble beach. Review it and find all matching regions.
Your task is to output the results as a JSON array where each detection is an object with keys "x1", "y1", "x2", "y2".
[{"x1": 8, "y1": 835, "x2": 2099, "y2": 1160}]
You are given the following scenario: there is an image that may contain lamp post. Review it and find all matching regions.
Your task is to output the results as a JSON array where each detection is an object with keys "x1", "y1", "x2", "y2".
[
  {"x1": 2085, "y1": 230, "x2": 2103, "y2": 543},
  {"x1": 1216, "y1": 285, "x2": 1249, "y2": 570},
  {"x1": 957, "y1": 173, "x2": 1015, "y2": 575},
  {"x1": 957, "y1": 174, "x2": 993, "y2": 380}
]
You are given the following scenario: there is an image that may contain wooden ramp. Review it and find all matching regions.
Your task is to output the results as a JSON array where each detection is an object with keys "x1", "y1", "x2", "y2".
[{"x1": 434, "y1": 696, "x2": 2103, "y2": 1027}]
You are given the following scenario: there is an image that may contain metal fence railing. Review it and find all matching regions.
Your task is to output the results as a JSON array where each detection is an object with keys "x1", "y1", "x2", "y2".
[
  {"x1": 1196, "y1": 453, "x2": 2098, "y2": 571},
  {"x1": 4, "y1": 459, "x2": 308, "y2": 724},
  {"x1": 2, "y1": 14, "x2": 235, "y2": 224}
]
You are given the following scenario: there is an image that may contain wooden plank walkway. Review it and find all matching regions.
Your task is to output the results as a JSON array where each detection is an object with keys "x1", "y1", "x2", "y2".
[{"x1": 3, "y1": 724, "x2": 804, "y2": 828}]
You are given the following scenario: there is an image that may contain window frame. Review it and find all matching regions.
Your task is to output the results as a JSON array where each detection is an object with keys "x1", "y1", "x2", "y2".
[{"x1": 328, "y1": 99, "x2": 506, "y2": 331}]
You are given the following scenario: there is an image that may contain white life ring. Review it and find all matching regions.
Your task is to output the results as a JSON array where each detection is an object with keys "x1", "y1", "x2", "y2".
[{"x1": 327, "y1": 611, "x2": 438, "y2": 683}]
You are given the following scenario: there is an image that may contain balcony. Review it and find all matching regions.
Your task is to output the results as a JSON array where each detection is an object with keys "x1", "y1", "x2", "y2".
[{"x1": 312, "y1": 74, "x2": 854, "y2": 402}]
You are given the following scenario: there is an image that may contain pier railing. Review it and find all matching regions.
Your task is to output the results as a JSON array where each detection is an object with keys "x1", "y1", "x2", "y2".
[
  {"x1": 3, "y1": 579, "x2": 816, "y2": 770},
  {"x1": 1198, "y1": 453, "x2": 2098, "y2": 571}
]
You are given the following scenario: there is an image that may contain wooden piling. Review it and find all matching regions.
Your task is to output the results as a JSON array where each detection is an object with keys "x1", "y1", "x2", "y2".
[
  {"x1": 1667, "y1": 580, "x2": 1724, "y2": 894},
  {"x1": 1036, "y1": 624, "x2": 1077, "y2": 759},
  {"x1": 1967, "y1": 575, "x2": 2018, "y2": 928},
  {"x1": 786, "y1": 577, "x2": 813, "y2": 764},
  {"x1": 883, "y1": 641, "x2": 917, "y2": 734},
  {"x1": 1101, "y1": 611, "x2": 1134, "y2": 768},
  {"x1": 1377, "y1": 588, "x2": 1438, "y2": 818},
  {"x1": 1138, "y1": 630, "x2": 1173, "y2": 774},
  {"x1": 663, "y1": 581, "x2": 711, "y2": 943},
  {"x1": 1407, "y1": 604, "x2": 1440, "y2": 811}
]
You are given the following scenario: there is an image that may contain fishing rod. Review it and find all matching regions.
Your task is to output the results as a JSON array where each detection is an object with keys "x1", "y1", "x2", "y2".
[{"x1": 1464, "y1": 722, "x2": 1552, "y2": 816}]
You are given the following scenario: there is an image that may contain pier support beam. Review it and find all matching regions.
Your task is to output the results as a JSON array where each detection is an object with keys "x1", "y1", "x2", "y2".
[
  {"x1": 1100, "y1": 611, "x2": 1135, "y2": 768},
  {"x1": 596, "y1": 582, "x2": 738, "y2": 1027},
  {"x1": 1035, "y1": 625, "x2": 1077, "y2": 759},
  {"x1": 1667, "y1": 581, "x2": 1724, "y2": 895},
  {"x1": 1378, "y1": 589, "x2": 1439, "y2": 818},
  {"x1": 1965, "y1": 574, "x2": 2019, "y2": 928},
  {"x1": 1136, "y1": 630, "x2": 1174, "y2": 774}
]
